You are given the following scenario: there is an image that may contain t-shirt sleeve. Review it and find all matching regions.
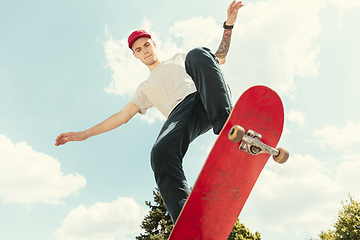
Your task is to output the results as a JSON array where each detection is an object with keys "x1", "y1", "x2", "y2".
[
  {"x1": 179, "y1": 52, "x2": 187, "y2": 61},
  {"x1": 130, "y1": 84, "x2": 153, "y2": 115}
]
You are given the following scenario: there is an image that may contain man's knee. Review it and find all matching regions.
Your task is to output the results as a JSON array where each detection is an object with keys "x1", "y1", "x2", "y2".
[
  {"x1": 150, "y1": 142, "x2": 178, "y2": 174},
  {"x1": 150, "y1": 143, "x2": 164, "y2": 173},
  {"x1": 185, "y1": 47, "x2": 219, "y2": 73},
  {"x1": 186, "y1": 47, "x2": 211, "y2": 64}
]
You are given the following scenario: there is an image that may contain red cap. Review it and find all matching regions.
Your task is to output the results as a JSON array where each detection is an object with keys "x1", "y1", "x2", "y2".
[{"x1": 128, "y1": 30, "x2": 152, "y2": 49}]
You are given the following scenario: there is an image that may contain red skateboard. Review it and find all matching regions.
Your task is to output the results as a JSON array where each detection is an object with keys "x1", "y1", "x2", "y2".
[{"x1": 169, "y1": 85, "x2": 289, "y2": 240}]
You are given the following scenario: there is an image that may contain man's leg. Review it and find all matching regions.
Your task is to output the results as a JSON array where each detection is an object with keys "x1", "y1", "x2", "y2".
[
  {"x1": 150, "y1": 93, "x2": 211, "y2": 223},
  {"x1": 185, "y1": 47, "x2": 233, "y2": 134}
]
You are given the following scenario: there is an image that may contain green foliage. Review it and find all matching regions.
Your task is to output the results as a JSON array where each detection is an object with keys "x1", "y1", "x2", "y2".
[
  {"x1": 136, "y1": 188, "x2": 261, "y2": 240},
  {"x1": 227, "y1": 218, "x2": 262, "y2": 240},
  {"x1": 318, "y1": 230, "x2": 336, "y2": 240},
  {"x1": 310, "y1": 195, "x2": 360, "y2": 240},
  {"x1": 136, "y1": 189, "x2": 173, "y2": 240},
  {"x1": 334, "y1": 195, "x2": 360, "y2": 240}
]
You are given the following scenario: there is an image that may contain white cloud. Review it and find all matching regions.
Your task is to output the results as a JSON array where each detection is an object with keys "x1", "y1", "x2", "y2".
[
  {"x1": 103, "y1": 33, "x2": 148, "y2": 97},
  {"x1": 224, "y1": 0, "x2": 325, "y2": 99},
  {"x1": 139, "y1": 108, "x2": 166, "y2": 125},
  {"x1": 199, "y1": 142, "x2": 214, "y2": 164},
  {"x1": 0, "y1": 134, "x2": 86, "y2": 205},
  {"x1": 336, "y1": 155, "x2": 360, "y2": 193},
  {"x1": 328, "y1": 0, "x2": 360, "y2": 25},
  {"x1": 53, "y1": 197, "x2": 147, "y2": 240},
  {"x1": 241, "y1": 153, "x2": 360, "y2": 236},
  {"x1": 314, "y1": 121, "x2": 360, "y2": 150},
  {"x1": 170, "y1": 16, "x2": 222, "y2": 52},
  {"x1": 287, "y1": 109, "x2": 306, "y2": 127},
  {"x1": 329, "y1": 0, "x2": 360, "y2": 9}
]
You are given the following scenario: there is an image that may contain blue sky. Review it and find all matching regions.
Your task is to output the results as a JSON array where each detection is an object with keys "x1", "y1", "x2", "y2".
[{"x1": 1, "y1": 0, "x2": 360, "y2": 239}]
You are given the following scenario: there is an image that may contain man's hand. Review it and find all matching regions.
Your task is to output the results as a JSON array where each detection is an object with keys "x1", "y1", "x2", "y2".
[
  {"x1": 215, "y1": 1, "x2": 244, "y2": 64},
  {"x1": 55, "y1": 131, "x2": 88, "y2": 146},
  {"x1": 226, "y1": 1, "x2": 244, "y2": 26}
]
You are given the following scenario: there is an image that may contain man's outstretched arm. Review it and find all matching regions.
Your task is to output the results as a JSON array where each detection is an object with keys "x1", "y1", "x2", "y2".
[
  {"x1": 215, "y1": 0, "x2": 244, "y2": 65},
  {"x1": 55, "y1": 102, "x2": 140, "y2": 146}
]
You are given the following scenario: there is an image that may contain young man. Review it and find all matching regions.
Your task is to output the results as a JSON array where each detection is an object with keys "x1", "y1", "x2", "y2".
[{"x1": 55, "y1": 1, "x2": 244, "y2": 223}]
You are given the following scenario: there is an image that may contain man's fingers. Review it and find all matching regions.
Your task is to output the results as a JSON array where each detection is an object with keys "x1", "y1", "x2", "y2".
[
  {"x1": 231, "y1": 1, "x2": 242, "y2": 7},
  {"x1": 63, "y1": 136, "x2": 71, "y2": 144},
  {"x1": 233, "y1": 2, "x2": 244, "y2": 10},
  {"x1": 233, "y1": 1, "x2": 243, "y2": 8},
  {"x1": 237, "y1": 3, "x2": 244, "y2": 9},
  {"x1": 55, "y1": 133, "x2": 73, "y2": 146},
  {"x1": 55, "y1": 134, "x2": 63, "y2": 146},
  {"x1": 228, "y1": 1, "x2": 243, "y2": 16},
  {"x1": 60, "y1": 137, "x2": 70, "y2": 146},
  {"x1": 56, "y1": 137, "x2": 65, "y2": 146},
  {"x1": 55, "y1": 133, "x2": 63, "y2": 142}
]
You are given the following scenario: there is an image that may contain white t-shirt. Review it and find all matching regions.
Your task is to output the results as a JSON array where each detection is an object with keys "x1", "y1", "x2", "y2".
[{"x1": 130, "y1": 53, "x2": 197, "y2": 118}]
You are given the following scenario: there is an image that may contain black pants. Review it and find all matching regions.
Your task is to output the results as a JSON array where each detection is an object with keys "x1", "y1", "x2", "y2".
[{"x1": 150, "y1": 47, "x2": 233, "y2": 223}]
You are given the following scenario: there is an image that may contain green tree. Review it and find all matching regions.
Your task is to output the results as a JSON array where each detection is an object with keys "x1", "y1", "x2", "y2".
[
  {"x1": 316, "y1": 230, "x2": 336, "y2": 240},
  {"x1": 136, "y1": 189, "x2": 173, "y2": 240},
  {"x1": 136, "y1": 188, "x2": 261, "y2": 240},
  {"x1": 310, "y1": 195, "x2": 360, "y2": 240},
  {"x1": 227, "y1": 218, "x2": 261, "y2": 240}
]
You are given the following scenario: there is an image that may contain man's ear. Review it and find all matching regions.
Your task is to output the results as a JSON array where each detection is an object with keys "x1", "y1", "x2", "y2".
[
  {"x1": 133, "y1": 51, "x2": 139, "y2": 59},
  {"x1": 152, "y1": 40, "x2": 157, "y2": 48}
]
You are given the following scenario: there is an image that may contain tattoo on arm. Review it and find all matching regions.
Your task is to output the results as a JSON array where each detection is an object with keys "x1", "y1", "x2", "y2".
[{"x1": 215, "y1": 29, "x2": 232, "y2": 59}]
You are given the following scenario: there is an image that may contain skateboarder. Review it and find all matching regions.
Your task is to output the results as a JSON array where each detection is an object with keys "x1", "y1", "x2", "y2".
[{"x1": 55, "y1": 1, "x2": 244, "y2": 223}]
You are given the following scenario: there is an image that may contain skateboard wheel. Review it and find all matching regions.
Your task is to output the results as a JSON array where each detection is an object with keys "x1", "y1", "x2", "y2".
[
  {"x1": 273, "y1": 147, "x2": 289, "y2": 164},
  {"x1": 228, "y1": 125, "x2": 245, "y2": 143}
]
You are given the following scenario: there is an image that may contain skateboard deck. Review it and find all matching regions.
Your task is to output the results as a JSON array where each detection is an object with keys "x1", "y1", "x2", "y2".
[{"x1": 169, "y1": 85, "x2": 286, "y2": 240}]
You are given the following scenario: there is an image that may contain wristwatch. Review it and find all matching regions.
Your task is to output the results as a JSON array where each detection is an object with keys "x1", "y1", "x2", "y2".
[{"x1": 223, "y1": 21, "x2": 234, "y2": 29}]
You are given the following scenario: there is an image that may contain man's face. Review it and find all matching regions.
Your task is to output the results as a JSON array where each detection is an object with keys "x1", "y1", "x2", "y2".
[{"x1": 132, "y1": 37, "x2": 159, "y2": 67}]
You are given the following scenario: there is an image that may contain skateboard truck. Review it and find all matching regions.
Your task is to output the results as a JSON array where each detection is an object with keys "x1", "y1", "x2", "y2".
[{"x1": 228, "y1": 125, "x2": 289, "y2": 164}]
